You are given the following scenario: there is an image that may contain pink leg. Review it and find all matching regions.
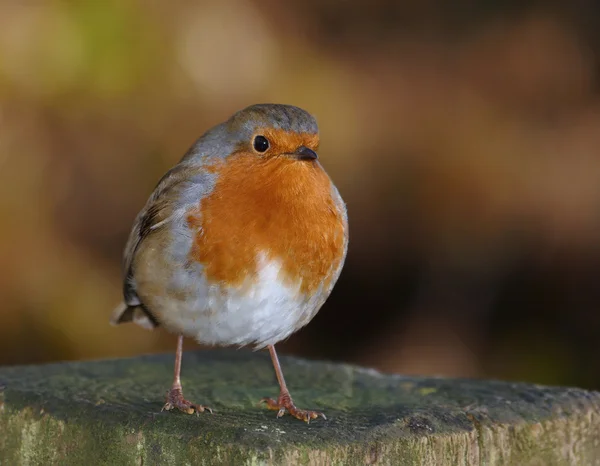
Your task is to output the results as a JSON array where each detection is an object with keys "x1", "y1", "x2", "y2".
[
  {"x1": 162, "y1": 335, "x2": 212, "y2": 415},
  {"x1": 260, "y1": 345, "x2": 325, "y2": 423}
]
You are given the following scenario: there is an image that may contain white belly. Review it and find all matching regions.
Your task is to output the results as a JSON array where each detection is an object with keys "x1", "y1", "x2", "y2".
[{"x1": 149, "y1": 254, "x2": 325, "y2": 348}]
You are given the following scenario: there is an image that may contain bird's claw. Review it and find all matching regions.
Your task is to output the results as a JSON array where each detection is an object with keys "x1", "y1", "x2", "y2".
[
  {"x1": 260, "y1": 395, "x2": 326, "y2": 423},
  {"x1": 162, "y1": 387, "x2": 212, "y2": 415}
]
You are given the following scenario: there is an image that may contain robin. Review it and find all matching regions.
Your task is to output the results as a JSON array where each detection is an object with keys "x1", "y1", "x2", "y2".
[{"x1": 111, "y1": 104, "x2": 348, "y2": 422}]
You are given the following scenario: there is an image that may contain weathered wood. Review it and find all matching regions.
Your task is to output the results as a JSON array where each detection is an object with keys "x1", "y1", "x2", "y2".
[{"x1": 0, "y1": 350, "x2": 599, "y2": 465}]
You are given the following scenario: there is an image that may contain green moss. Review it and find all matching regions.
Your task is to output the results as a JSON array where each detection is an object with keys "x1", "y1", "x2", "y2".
[{"x1": 1, "y1": 350, "x2": 599, "y2": 464}]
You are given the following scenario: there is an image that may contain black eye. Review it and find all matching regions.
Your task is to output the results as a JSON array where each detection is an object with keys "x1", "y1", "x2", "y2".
[{"x1": 253, "y1": 135, "x2": 269, "y2": 153}]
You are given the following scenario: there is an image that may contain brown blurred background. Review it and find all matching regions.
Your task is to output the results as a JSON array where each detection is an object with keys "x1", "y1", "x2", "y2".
[{"x1": 1, "y1": 0, "x2": 600, "y2": 390}]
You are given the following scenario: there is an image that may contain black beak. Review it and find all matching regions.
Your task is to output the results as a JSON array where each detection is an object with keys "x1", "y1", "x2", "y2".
[{"x1": 293, "y1": 146, "x2": 318, "y2": 161}]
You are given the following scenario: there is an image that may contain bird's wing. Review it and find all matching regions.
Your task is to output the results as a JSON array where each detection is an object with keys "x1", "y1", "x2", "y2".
[{"x1": 111, "y1": 162, "x2": 215, "y2": 327}]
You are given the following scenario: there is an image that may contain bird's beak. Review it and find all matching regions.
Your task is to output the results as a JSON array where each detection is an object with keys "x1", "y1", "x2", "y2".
[{"x1": 293, "y1": 146, "x2": 318, "y2": 161}]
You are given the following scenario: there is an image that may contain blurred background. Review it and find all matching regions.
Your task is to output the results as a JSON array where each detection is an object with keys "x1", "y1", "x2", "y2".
[{"x1": 1, "y1": 0, "x2": 600, "y2": 390}]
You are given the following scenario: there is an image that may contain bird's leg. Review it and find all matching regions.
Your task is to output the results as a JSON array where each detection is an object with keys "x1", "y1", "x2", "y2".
[
  {"x1": 162, "y1": 334, "x2": 212, "y2": 415},
  {"x1": 260, "y1": 345, "x2": 325, "y2": 423}
]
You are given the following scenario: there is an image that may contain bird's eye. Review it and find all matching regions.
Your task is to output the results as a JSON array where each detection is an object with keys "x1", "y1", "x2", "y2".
[{"x1": 253, "y1": 135, "x2": 269, "y2": 153}]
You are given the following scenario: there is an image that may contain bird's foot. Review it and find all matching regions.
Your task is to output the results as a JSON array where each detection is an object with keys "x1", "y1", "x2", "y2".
[
  {"x1": 260, "y1": 391, "x2": 325, "y2": 423},
  {"x1": 162, "y1": 386, "x2": 212, "y2": 415}
]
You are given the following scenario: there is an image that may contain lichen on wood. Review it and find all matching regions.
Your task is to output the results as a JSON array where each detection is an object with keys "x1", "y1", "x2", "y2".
[{"x1": 1, "y1": 350, "x2": 599, "y2": 465}]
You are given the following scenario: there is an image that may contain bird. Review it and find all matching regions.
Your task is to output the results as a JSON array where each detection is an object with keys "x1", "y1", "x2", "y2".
[{"x1": 111, "y1": 103, "x2": 348, "y2": 423}]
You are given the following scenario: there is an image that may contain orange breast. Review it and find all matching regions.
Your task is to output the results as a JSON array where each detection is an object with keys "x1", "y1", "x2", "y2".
[{"x1": 186, "y1": 153, "x2": 346, "y2": 296}]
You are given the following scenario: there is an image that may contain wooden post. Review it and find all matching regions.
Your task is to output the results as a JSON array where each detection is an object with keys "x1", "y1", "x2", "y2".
[{"x1": 1, "y1": 350, "x2": 599, "y2": 465}]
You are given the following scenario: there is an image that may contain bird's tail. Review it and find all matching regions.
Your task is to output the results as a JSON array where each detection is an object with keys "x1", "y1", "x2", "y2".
[{"x1": 110, "y1": 302, "x2": 158, "y2": 330}]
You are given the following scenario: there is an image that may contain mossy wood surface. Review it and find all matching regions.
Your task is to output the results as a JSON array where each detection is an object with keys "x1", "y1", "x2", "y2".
[{"x1": 0, "y1": 350, "x2": 599, "y2": 465}]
